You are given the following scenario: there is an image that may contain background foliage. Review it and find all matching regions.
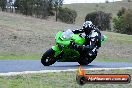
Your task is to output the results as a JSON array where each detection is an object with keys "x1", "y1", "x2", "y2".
[
  {"x1": 0, "y1": 0, "x2": 7, "y2": 11},
  {"x1": 58, "y1": 7, "x2": 77, "y2": 24},
  {"x1": 0, "y1": 0, "x2": 77, "y2": 24},
  {"x1": 85, "y1": 11, "x2": 112, "y2": 31},
  {"x1": 113, "y1": 8, "x2": 132, "y2": 35},
  {"x1": 14, "y1": 0, "x2": 54, "y2": 18}
]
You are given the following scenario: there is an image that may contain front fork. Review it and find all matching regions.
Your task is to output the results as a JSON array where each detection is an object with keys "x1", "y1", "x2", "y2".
[{"x1": 52, "y1": 45, "x2": 62, "y2": 57}]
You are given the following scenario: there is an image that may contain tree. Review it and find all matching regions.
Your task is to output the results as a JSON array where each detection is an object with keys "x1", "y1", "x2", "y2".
[
  {"x1": 117, "y1": 7, "x2": 126, "y2": 17},
  {"x1": 58, "y1": 7, "x2": 77, "y2": 24},
  {"x1": 14, "y1": 0, "x2": 28, "y2": 15},
  {"x1": 52, "y1": 0, "x2": 64, "y2": 21},
  {"x1": 14, "y1": 0, "x2": 54, "y2": 18},
  {"x1": 113, "y1": 9, "x2": 132, "y2": 35},
  {"x1": 85, "y1": 11, "x2": 112, "y2": 31},
  {"x1": 0, "y1": 0, "x2": 7, "y2": 11},
  {"x1": 105, "y1": 0, "x2": 109, "y2": 3},
  {"x1": 8, "y1": 0, "x2": 14, "y2": 12},
  {"x1": 113, "y1": 17, "x2": 127, "y2": 33}
]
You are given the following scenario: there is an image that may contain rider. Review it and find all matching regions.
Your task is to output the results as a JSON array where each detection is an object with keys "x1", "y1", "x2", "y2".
[{"x1": 70, "y1": 21, "x2": 102, "y2": 58}]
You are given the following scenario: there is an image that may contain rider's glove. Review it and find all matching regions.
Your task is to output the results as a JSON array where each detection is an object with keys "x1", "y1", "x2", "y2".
[
  {"x1": 69, "y1": 41, "x2": 84, "y2": 51},
  {"x1": 69, "y1": 41, "x2": 76, "y2": 49},
  {"x1": 77, "y1": 45, "x2": 92, "y2": 51},
  {"x1": 70, "y1": 41, "x2": 93, "y2": 51}
]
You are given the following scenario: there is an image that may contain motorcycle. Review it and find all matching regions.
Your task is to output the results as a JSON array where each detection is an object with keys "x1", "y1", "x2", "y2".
[{"x1": 41, "y1": 29, "x2": 108, "y2": 66}]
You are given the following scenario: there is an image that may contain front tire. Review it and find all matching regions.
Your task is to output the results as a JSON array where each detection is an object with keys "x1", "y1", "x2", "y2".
[{"x1": 41, "y1": 48, "x2": 56, "y2": 66}]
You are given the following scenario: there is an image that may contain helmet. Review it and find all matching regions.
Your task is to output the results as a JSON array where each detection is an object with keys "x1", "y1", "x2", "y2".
[{"x1": 83, "y1": 21, "x2": 93, "y2": 34}]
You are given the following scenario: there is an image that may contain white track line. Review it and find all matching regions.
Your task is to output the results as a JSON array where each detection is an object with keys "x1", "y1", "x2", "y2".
[{"x1": 0, "y1": 67, "x2": 132, "y2": 76}]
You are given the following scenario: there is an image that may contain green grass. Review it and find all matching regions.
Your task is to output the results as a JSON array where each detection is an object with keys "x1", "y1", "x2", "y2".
[
  {"x1": 0, "y1": 55, "x2": 40, "y2": 60},
  {"x1": 95, "y1": 57, "x2": 132, "y2": 63},
  {"x1": 103, "y1": 31, "x2": 132, "y2": 44},
  {"x1": 95, "y1": 31, "x2": 132, "y2": 63},
  {"x1": 0, "y1": 69, "x2": 132, "y2": 88},
  {"x1": 0, "y1": 55, "x2": 131, "y2": 63}
]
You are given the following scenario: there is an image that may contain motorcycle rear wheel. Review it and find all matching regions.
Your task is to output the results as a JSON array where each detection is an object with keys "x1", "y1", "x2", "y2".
[
  {"x1": 78, "y1": 56, "x2": 96, "y2": 65},
  {"x1": 41, "y1": 48, "x2": 56, "y2": 66}
]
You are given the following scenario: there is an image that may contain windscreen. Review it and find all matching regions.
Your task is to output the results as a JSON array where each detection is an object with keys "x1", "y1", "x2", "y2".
[{"x1": 61, "y1": 29, "x2": 74, "y2": 39}]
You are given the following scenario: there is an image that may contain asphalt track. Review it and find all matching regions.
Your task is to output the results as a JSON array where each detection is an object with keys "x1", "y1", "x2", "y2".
[{"x1": 0, "y1": 60, "x2": 132, "y2": 73}]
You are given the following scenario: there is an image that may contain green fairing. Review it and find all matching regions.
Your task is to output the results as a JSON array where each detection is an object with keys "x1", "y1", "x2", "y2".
[
  {"x1": 72, "y1": 34, "x2": 85, "y2": 45},
  {"x1": 55, "y1": 31, "x2": 70, "y2": 45},
  {"x1": 52, "y1": 45, "x2": 61, "y2": 57},
  {"x1": 52, "y1": 31, "x2": 70, "y2": 57},
  {"x1": 101, "y1": 35, "x2": 108, "y2": 45},
  {"x1": 52, "y1": 31, "x2": 108, "y2": 57}
]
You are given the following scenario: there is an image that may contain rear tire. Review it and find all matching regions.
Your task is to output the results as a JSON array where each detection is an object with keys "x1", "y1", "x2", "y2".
[
  {"x1": 41, "y1": 48, "x2": 56, "y2": 66},
  {"x1": 78, "y1": 56, "x2": 96, "y2": 65}
]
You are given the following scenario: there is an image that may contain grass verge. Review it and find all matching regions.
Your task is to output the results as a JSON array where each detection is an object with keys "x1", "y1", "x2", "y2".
[
  {"x1": 0, "y1": 55, "x2": 40, "y2": 60},
  {"x1": 95, "y1": 57, "x2": 132, "y2": 63},
  {"x1": 0, "y1": 69, "x2": 132, "y2": 88},
  {"x1": 0, "y1": 55, "x2": 132, "y2": 63}
]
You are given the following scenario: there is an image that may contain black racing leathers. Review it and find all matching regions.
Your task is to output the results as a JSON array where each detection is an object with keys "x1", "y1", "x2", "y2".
[{"x1": 72, "y1": 28, "x2": 101, "y2": 57}]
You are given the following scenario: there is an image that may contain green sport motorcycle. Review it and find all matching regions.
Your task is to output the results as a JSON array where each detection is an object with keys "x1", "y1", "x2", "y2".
[{"x1": 41, "y1": 29, "x2": 108, "y2": 66}]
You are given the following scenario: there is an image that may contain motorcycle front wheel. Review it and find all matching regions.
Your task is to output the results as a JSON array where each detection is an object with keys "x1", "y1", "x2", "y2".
[{"x1": 41, "y1": 48, "x2": 56, "y2": 66}]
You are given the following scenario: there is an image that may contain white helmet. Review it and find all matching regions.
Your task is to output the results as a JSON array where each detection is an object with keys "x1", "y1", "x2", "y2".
[
  {"x1": 83, "y1": 21, "x2": 93, "y2": 34},
  {"x1": 83, "y1": 21, "x2": 93, "y2": 29}
]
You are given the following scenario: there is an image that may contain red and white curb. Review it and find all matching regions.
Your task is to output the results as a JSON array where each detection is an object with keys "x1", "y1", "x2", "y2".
[{"x1": 0, "y1": 67, "x2": 132, "y2": 76}]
